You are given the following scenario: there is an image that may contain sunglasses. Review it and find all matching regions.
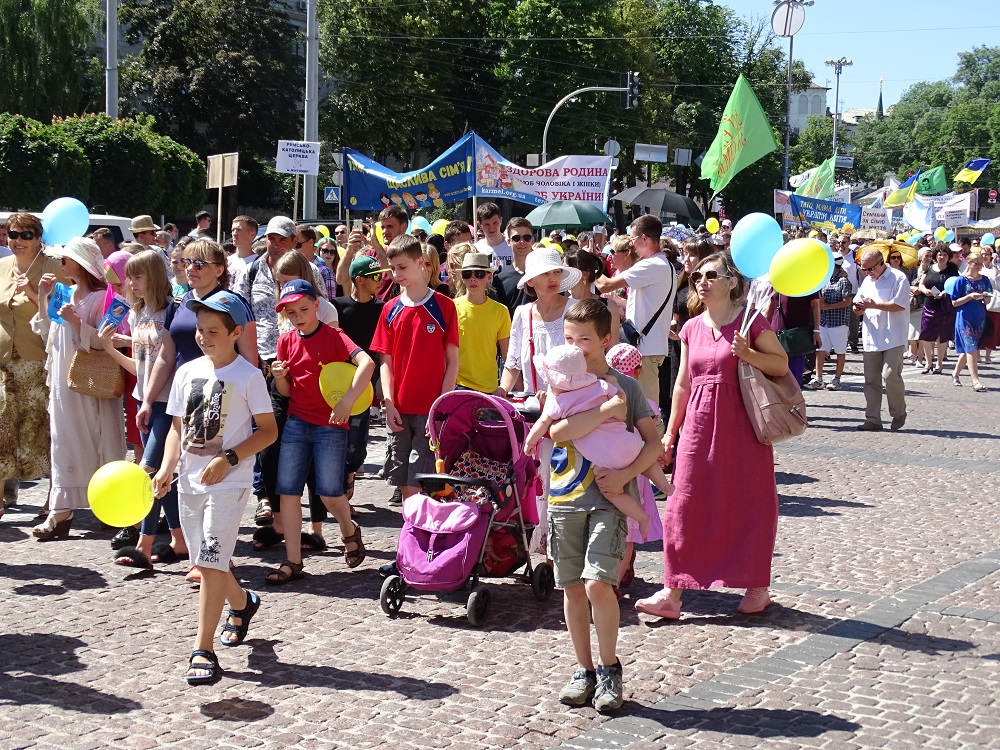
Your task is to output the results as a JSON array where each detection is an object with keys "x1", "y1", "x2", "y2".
[
  {"x1": 690, "y1": 269, "x2": 730, "y2": 283},
  {"x1": 462, "y1": 270, "x2": 489, "y2": 280},
  {"x1": 362, "y1": 272, "x2": 384, "y2": 282},
  {"x1": 181, "y1": 258, "x2": 220, "y2": 269},
  {"x1": 509, "y1": 234, "x2": 533, "y2": 243},
  {"x1": 7, "y1": 230, "x2": 37, "y2": 240},
  {"x1": 861, "y1": 259, "x2": 884, "y2": 273},
  {"x1": 888, "y1": 255, "x2": 902, "y2": 261}
]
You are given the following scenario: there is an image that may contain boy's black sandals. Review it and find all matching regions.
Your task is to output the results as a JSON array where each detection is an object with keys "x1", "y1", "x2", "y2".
[
  {"x1": 220, "y1": 590, "x2": 261, "y2": 647},
  {"x1": 113, "y1": 547, "x2": 152, "y2": 569},
  {"x1": 252, "y1": 527, "x2": 284, "y2": 551},
  {"x1": 150, "y1": 543, "x2": 187, "y2": 564},
  {"x1": 186, "y1": 650, "x2": 223, "y2": 686}
]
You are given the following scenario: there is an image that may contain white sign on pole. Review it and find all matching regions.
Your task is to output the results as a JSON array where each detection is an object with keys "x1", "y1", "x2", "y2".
[
  {"x1": 634, "y1": 142, "x2": 670, "y2": 163},
  {"x1": 942, "y1": 208, "x2": 967, "y2": 229},
  {"x1": 859, "y1": 207, "x2": 891, "y2": 232},
  {"x1": 773, "y1": 189, "x2": 792, "y2": 215},
  {"x1": 276, "y1": 140, "x2": 321, "y2": 176},
  {"x1": 674, "y1": 148, "x2": 692, "y2": 166},
  {"x1": 206, "y1": 152, "x2": 239, "y2": 189}
]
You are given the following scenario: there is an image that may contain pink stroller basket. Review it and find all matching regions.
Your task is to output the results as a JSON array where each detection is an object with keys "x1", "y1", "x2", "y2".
[{"x1": 379, "y1": 391, "x2": 554, "y2": 627}]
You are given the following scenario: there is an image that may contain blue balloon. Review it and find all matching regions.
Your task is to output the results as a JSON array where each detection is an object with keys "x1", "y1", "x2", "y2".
[
  {"x1": 906, "y1": 234, "x2": 921, "y2": 245},
  {"x1": 730, "y1": 212, "x2": 784, "y2": 279},
  {"x1": 410, "y1": 215, "x2": 432, "y2": 235},
  {"x1": 944, "y1": 275, "x2": 962, "y2": 298},
  {"x1": 944, "y1": 229, "x2": 956, "y2": 242},
  {"x1": 982, "y1": 232, "x2": 997, "y2": 247},
  {"x1": 41, "y1": 197, "x2": 89, "y2": 245}
]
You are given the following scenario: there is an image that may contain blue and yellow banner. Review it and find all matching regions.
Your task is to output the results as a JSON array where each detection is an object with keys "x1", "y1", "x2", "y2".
[
  {"x1": 788, "y1": 195, "x2": 863, "y2": 232},
  {"x1": 343, "y1": 134, "x2": 476, "y2": 212}
]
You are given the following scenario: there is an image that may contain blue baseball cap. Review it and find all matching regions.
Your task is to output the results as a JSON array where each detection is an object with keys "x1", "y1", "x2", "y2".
[
  {"x1": 275, "y1": 279, "x2": 318, "y2": 312},
  {"x1": 186, "y1": 290, "x2": 248, "y2": 327}
]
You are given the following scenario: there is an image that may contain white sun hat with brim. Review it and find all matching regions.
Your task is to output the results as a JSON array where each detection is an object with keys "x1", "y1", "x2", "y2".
[
  {"x1": 44, "y1": 237, "x2": 106, "y2": 282},
  {"x1": 516, "y1": 247, "x2": 583, "y2": 291}
]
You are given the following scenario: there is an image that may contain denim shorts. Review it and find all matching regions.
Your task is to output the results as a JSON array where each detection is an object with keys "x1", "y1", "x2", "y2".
[
  {"x1": 275, "y1": 415, "x2": 348, "y2": 498},
  {"x1": 547, "y1": 508, "x2": 628, "y2": 588}
]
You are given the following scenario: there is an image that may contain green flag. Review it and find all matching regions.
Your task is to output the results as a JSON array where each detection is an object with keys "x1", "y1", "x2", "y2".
[
  {"x1": 795, "y1": 156, "x2": 836, "y2": 199},
  {"x1": 700, "y1": 74, "x2": 779, "y2": 195},
  {"x1": 916, "y1": 165, "x2": 947, "y2": 195}
]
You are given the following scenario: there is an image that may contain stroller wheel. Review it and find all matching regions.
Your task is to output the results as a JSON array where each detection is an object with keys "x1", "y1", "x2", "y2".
[
  {"x1": 531, "y1": 561, "x2": 556, "y2": 601},
  {"x1": 380, "y1": 575, "x2": 406, "y2": 617},
  {"x1": 466, "y1": 584, "x2": 491, "y2": 627}
]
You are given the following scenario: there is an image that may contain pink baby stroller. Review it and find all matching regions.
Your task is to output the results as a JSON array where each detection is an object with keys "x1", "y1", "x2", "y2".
[{"x1": 379, "y1": 391, "x2": 555, "y2": 626}]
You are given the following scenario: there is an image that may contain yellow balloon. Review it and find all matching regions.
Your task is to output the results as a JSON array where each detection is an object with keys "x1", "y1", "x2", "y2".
[
  {"x1": 319, "y1": 362, "x2": 374, "y2": 416},
  {"x1": 88, "y1": 461, "x2": 154, "y2": 527},
  {"x1": 431, "y1": 219, "x2": 449, "y2": 236},
  {"x1": 706, "y1": 217, "x2": 720, "y2": 234},
  {"x1": 769, "y1": 238, "x2": 834, "y2": 297},
  {"x1": 896, "y1": 234, "x2": 908, "y2": 242},
  {"x1": 808, "y1": 229, "x2": 819, "y2": 238},
  {"x1": 315, "y1": 224, "x2": 330, "y2": 238},
  {"x1": 934, "y1": 226, "x2": 947, "y2": 241}
]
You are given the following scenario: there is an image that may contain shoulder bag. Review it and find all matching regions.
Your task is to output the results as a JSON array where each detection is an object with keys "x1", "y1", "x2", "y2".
[
  {"x1": 987, "y1": 285, "x2": 1000, "y2": 313},
  {"x1": 68, "y1": 348, "x2": 124, "y2": 399},
  {"x1": 775, "y1": 300, "x2": 816, "y2": 357},
  {"x1": 737, "y1": 358, "x2": 808, "y2": 446}
]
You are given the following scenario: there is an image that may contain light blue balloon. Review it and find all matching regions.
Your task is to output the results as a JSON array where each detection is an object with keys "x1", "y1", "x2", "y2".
[
  {"x1": 41, "y1": 197, "x2": 89, "y2": 245},
  {"x1": 410, "y1": 215, "x2": 432, "y2": 235},
  {"x1": 906, "y1": 234, "x2": 921, "y2": 245},
  {"x1": 944, "y1": 229, "x2": 956, "y2": 242},
  {"x1": 730, "y1": 212, "x2": 784, "y2": 279},
  {"x1": 944, "y1": 275, "x2": 961, "y2": 297},
  {"x1": 982, "y1": 232, "x2": 997, "y2": 247}
]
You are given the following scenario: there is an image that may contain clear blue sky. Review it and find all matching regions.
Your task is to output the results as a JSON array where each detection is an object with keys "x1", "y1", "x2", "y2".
[{"x1": 719, "y1": 0, "x2": 1000, "y2": 110}]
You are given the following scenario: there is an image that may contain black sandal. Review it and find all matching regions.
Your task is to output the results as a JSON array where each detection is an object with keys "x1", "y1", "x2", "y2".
[
  {"x1": 343, "y1": 522, "x2": 366, "y2": 569},
  {"x1": 252, "y1": 526, "x2": 284, "y2": 551},
  {"x1": 254, "y1": 498, "x2": 273, "y2": 526},
  {"x1": 186, "y1": 650, "x2": 223, "y2": 685},
  {"x1": 265, "y1": 560, "x2": 304, "y2": 585},
  {"x1": 114, "y1": 547, "x2": 152, "y2": 569},
  {"x1": 150, "y1": 543, "x2": 187, "y2": 564},
  {"x1": 345, "y1": 472, "x2": 355, "y2": 501},
  {"x1": 300, "y1": 532, "x2": 327, "y2": 552},
  {"x1": 220, "y1": 590, "x2": 261, "y2": 647}
]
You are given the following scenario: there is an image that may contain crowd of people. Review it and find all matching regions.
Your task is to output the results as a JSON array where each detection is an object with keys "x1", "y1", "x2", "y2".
[{"x1": 0, "y1": 203, "x2": 995, "y2": 707}]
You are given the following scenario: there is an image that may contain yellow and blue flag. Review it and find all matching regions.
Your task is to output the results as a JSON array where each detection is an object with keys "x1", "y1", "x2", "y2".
[
  {"x1": 954, "y1": 158, "x2": 990, "y2": 186},
  {"x1": 884, "y1": 169, "x2": 921, "y2": 209}
]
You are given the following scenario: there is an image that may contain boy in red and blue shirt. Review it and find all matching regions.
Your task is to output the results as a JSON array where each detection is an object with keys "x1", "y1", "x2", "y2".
[
  {"x1": 371, "y1": 234, "x2": 459, "y2": 501},
  {"x1": 269, "y1": 280, "x2": 375, "y2": 582}
]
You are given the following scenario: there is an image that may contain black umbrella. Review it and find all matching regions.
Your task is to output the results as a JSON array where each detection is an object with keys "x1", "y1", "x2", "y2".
[{"x1": 610, "y1": 187, "x2": 705, "y2": 225}]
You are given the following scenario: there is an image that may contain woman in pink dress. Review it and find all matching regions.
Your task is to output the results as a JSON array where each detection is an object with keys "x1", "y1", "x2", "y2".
[{"x1": 635, "y1": 252, "x2": 788, "y2": 619}]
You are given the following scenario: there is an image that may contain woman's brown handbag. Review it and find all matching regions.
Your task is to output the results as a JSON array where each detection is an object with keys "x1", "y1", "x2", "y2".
[
  {"x1": 68, "y1": 348, "x2": 124, "y2": 399},
  {"x1": 737, "y1": 359, "x2": 808, "y2": 446}
]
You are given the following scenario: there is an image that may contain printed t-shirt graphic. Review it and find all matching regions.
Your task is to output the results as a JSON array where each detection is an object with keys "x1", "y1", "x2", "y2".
[
  {"x1": 548, "y1": 442, "x2": 596, "y2": 505},
  {"x1": 181, "y1": 377, "x2": 229, "y2": 456}
]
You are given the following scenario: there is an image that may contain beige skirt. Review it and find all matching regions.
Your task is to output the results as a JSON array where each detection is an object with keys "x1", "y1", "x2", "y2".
[{"x1": 0, "y1": 356, "x2": 51, "y2": 480}]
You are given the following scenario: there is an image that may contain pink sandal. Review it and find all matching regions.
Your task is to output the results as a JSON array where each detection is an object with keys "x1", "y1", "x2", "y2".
[
  {"x1": 635, "y1": 589, "x2": 682, "y2": 619},
  {"x1": 738, "y1": 587, "x2": 772, "y2": 614}
]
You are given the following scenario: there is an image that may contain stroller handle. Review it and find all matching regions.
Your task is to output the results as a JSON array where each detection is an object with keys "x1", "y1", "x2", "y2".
[{"x1": 415, "y1": 473, "x2": 505, "y2": 511}]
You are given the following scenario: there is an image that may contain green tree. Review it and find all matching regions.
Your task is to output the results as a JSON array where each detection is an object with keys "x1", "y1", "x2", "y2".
[
  {"x1": 0, "y1": 113, "x2": 91, "y2": 210},
  {"x1": 790, "y1": 115, "x2": 838, "y2": 172},
  {"x1": 953, "y1": 46, "x2": 1000, "y2": 101},
  {"x1": 0, "y1": 0, "x2": 103, "y2": 120},
  {"x1": 119, "y1": 0, "x2": 303, "y2": 158}
]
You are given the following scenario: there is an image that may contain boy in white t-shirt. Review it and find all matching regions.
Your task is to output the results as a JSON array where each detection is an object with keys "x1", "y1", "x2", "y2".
[{"x1": 154, "y1": 290, "x2": 278, "y2": 686}]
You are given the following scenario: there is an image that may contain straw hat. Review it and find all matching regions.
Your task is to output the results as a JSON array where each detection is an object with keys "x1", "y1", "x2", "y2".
[
  {"x1": 129, "y1": 215, "x2": 160, "y2": 233},
  {"x1": 45, "y1": 237, "x2": 105, "y2": 281},
  {"x1": 516, "y1": 247, "x2": 582, "y2": 291},
  {"x1": 533, "y1": 345, "x2": 597, "y2": 391}
]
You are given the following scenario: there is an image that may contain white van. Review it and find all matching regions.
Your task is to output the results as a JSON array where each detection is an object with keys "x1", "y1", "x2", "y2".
[{"x1": 0, "y1": 211, "x2": 135, "y2": 246}]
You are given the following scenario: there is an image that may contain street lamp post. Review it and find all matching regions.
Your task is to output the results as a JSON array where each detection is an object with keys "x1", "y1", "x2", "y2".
[
  {"x1": 542, "y1": 85, "x2": 628, "y2": 164},
  {"x1": 825, "y1": 57, "x2": 853, "y2": 159},
  {"x1": 771, "y1": 0, "x2": 813, "y2": 191}
]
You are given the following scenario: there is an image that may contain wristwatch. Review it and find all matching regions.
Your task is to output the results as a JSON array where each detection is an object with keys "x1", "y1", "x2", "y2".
[{"x1": 223, "y1": 449, "x2": 239, "y2": 466}]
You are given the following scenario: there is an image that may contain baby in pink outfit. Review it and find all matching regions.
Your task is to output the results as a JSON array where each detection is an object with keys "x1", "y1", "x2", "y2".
[{"x1": 524, "y1": 344, "x2": 674, "y2": 538}]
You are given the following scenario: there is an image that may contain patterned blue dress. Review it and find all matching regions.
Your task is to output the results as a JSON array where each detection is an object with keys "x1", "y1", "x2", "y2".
[{"x1": 953, "y1": 276, "x2": 993, "y2": 354}]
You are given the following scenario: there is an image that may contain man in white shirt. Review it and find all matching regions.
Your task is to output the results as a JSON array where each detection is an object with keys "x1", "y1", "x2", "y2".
[
  {"x1": 229, "y1": 215, "x2": 259, "y2": 271},
  {"x1": 474, "y1": 202, "x2": 512, "y2": 267},
  {"x1": 595, "y1": 214, "x2": 676, "y2": 404},
  {"x1": 188, "y1": 210, "x2": 213, "y2": 239},
  {"x1": 853, "y1": 247, "x2": 910, "y2": 431}
]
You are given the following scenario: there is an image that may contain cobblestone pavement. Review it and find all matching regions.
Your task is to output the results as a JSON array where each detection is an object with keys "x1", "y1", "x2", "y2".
[{"x1": 1, "y1": 354, "x2": 998, "y2": 749}]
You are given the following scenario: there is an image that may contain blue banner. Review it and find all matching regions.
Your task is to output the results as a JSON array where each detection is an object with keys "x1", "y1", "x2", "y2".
[
  {"x1": 343, "y1": 133, "x2": 475, "y2": 212},
  {"x1": 788, "y1": 195, "x2": 863, "y2": 232}
]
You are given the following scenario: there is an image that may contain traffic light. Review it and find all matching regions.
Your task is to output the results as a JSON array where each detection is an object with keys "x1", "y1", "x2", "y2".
[{"x1": 620, "y1": 71, "x2": 640, "y2": 109}]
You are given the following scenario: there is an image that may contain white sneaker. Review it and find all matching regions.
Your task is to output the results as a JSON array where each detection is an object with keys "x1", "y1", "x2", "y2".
[
  {"x1": 804, "y1": 379, "x2": 824, "y2": 390},
  {"x1": 826, "y1": 378, "x2": 840, "y2": 391}
]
